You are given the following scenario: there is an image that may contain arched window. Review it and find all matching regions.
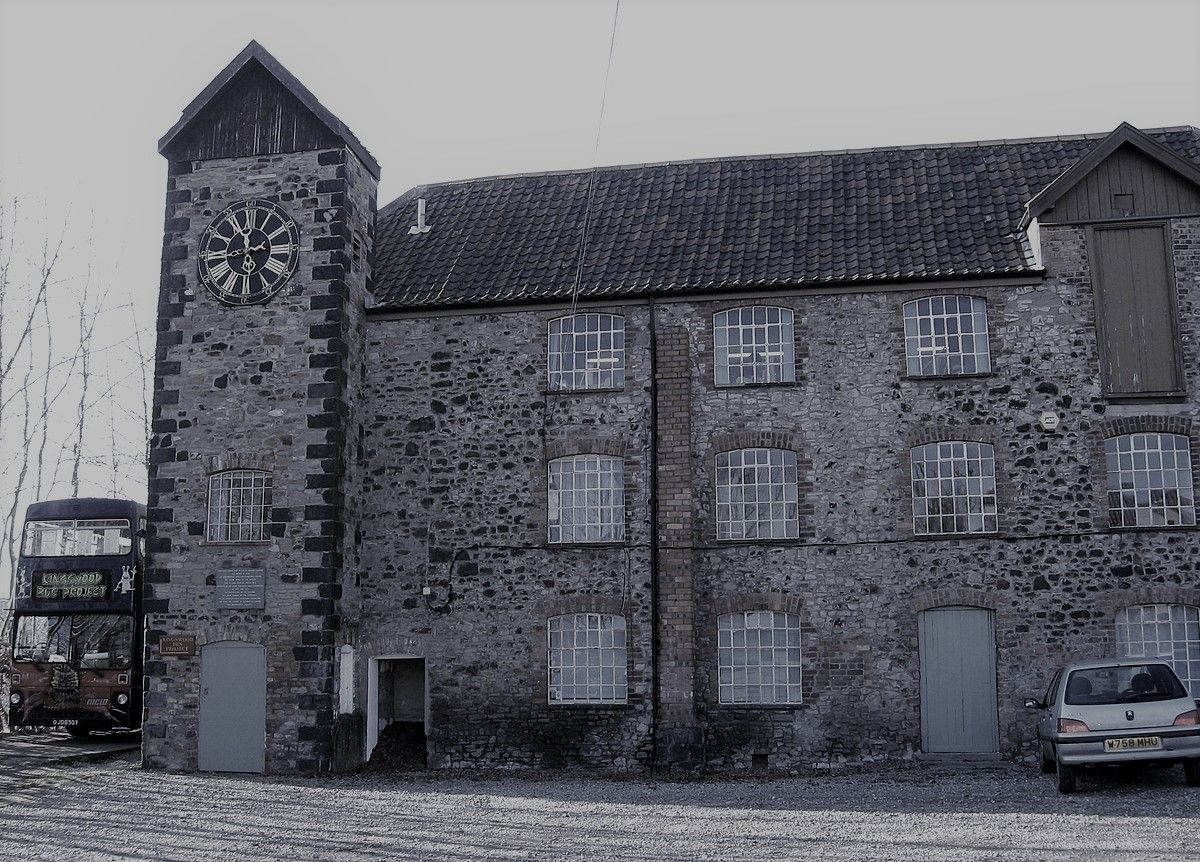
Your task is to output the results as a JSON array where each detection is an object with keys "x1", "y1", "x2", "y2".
[
  {"x1": 910, "y1": 441, "x2": 997, "y2": 535},
  {"x1": 547, "y1": 455, "x2": 624, "y2": 544},
  {"x1": 1117, "y1": 604, "x2": 1200, "y2": 698},
  {"x1": 902, "y1": 295, "x2": 991, "y2": 377},
  {"x1": 548, "y1": 613, "x2": 627, "y2": 704},
  {"x1": 717, "y1": 610, "x2": 802, "y2": 705},
  {"x1": 206, "y1": 469, "x2": 272, "y2": 542},
  {"x1": 715, "y1": 448, "x2": 799, "y2": 540},
  {"x1": 713, "y1": 306, "x2": 795, "y2": 386},
  {"x1": 547, "y1": 313, "x2": 625, "y2": 391},
  {"x1": 1105, "y1": 433, "x2": 1195, "y2": 528}
]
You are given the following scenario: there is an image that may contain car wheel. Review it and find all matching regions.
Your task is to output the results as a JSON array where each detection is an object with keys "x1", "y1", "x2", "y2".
[
  {"x1": 66, "y1": 727, "x2": 91, "y2": 739},
  {"x1": 1185, "y1": 759, "x2": 1200, "y2": 787},
  {"x1": 1056, "y1": 762, "x2": 1078, "y2": 794}
]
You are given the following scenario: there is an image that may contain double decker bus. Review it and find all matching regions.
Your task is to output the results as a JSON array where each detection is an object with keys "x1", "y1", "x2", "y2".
[{"x1": 8, "y1": 498, "x2": 145, "y2": 737}]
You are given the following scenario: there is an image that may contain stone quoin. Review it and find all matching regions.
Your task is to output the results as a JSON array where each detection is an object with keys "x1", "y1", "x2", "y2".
[{"x1": 142, "y1": 41, "x2": 1200, "y2": 773}]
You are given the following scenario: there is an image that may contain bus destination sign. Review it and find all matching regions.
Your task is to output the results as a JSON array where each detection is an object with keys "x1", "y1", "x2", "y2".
[{"x1": 33, "y1": 571, "x2": 109, "y2": 600}]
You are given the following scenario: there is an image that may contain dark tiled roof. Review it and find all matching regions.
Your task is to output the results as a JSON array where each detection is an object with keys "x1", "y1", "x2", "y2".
[{"x1": 370, "y1": 127, "x2": 1200, "y2": 310}]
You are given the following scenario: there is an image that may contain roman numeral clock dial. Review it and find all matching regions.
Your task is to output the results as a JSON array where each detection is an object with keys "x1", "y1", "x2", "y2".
[{"x1": 197, "y1": 200, "x2": 300, "y2": 305}]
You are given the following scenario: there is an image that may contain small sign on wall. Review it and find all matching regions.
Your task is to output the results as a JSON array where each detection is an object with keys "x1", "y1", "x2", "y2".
[
  {"x1": 159, "y1": 635, "x2": 197, "y2": 658},
  {"x1": 216, "y1": 569, "x2": 266, "y2": 609}
]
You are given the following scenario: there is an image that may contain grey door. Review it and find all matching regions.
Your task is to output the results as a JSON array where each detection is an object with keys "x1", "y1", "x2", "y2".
[
  {"x1": 918, "y1": 606, "x2": 998, "y2": 754},
  {"x1": 199, "y1": 641, "x2": 266, "y2": 773}
]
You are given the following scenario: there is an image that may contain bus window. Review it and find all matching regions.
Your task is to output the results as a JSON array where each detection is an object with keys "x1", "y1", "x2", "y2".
[
  {"x1": 21, "y1": 519, "x2": 132, "y2": 557},
  {"x1": 14, "y1": 615, "x2": 134, "y2": 669}
]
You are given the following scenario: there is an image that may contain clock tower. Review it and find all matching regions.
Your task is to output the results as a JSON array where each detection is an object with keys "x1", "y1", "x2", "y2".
[{"x1": 144, "y1": 42, "x2": 378, "y2": 772}]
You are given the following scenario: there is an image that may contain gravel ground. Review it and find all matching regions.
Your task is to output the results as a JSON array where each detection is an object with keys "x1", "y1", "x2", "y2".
[{"x1": 2, "y1": 757, "x2": 1197, "y2": 861}]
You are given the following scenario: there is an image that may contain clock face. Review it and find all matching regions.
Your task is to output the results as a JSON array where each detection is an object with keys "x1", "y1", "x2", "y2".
[{"x1": 197, "y1": 200, "x2": 300, "y2": 305}]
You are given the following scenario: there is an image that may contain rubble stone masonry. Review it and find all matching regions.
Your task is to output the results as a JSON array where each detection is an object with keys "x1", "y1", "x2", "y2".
[
  {"x1": 143, "y1": 145, "x2": 375, "y2": 772},
  {"x1": 355, "y1": 217, "x2": 1200, "y2": 771}
]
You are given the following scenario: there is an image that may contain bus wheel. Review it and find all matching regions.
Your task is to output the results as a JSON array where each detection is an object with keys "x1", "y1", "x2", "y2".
[{"x1": 66, "y1": 727, "x2": 91, "y2": 739}]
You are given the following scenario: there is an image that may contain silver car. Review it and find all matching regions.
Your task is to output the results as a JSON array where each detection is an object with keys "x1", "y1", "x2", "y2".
[{"x1": 1025, "y1": 658, "x2": 1200, "y2": 793}]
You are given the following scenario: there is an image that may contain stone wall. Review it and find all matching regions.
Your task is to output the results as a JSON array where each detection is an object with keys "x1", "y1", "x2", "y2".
[
  {"x1": 355, "y1": 216, "x2": 1200, "y2": 770},
  {"x1": 143, "y1": 145, "x2": 375, "y2": 772},
  {"x1": 357, "y1": 304, "x2": 656, "y2": 768}
]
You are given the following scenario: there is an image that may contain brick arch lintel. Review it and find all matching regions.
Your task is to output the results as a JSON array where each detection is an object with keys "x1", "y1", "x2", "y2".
[
  {"x1": 197, "y1": 626, "x2": 267, "y2": 646},
  {"x1": 1097, "y1": 585, "x2": 1200, "y2": 619},
  {"x1": 1099, "y1": 415, "x2": 1193, "y2": 439},
  {"x1": 203, "y1": 452, "x2": 275, "y2": 475},
  {"x1": 710, "y1": 429, "x2": 800, "y2": 454},
  {"x1": 906, "y1": 425, "x2": 1000, "y2": 450},
  {"x1": 544, "y1": 435, "x2": 627, "y2": 460},
  {"x1": 904, "y1": 586, "x2": 999, "y2": 616},
  {"x1": 710, "y1": 591, "x2": 802, "y2": 618},
  {"x1": 533, "y1": 594, "x2": 628, "y2": 620}
]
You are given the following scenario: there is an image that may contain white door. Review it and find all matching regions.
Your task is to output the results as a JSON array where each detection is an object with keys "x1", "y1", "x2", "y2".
[
  {"x1": 918, "y1": 607, "x2": 998, "y2": 753},
  {"x1": 199, "y1": 641, "x2": 266, "y2": 772}
]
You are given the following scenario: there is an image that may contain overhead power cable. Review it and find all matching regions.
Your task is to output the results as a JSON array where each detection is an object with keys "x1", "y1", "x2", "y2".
[{"x1": 568, "y1": 0, "x2": 622, "y2": 318}]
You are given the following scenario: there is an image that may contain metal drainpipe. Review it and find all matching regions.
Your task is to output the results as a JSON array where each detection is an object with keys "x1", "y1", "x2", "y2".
[{"x1": 647, "y1": 296, "x2": 660, "y2": 767}]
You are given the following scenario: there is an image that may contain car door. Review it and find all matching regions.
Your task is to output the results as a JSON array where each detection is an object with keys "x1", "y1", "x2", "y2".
[{"x1": 1039, "y1": 669, "x2": 1062, "y2": 744}]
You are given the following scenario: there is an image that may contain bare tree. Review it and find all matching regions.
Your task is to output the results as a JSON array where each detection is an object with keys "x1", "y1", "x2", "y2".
[{"x1": 0, "y1": 200, "x2": 147, "y2": 678}]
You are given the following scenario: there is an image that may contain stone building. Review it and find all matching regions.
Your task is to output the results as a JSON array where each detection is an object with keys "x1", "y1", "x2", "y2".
[{"x1": 142, "y1": 42, "x2": 1200, "y2": 773}]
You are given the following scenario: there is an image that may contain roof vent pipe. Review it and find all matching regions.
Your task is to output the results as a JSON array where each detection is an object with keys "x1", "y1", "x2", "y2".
[{"x1": 408, "y1": 198, "x2": 432, "y2": 235}]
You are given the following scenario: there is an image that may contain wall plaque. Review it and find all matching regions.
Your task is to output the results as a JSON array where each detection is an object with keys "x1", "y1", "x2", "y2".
[
  {"x1": 216, "y1": 569, "x2": 266, "y2": 609},
  {"x1": 159, "y1": 635, "x2": 196, "y2": 658}
]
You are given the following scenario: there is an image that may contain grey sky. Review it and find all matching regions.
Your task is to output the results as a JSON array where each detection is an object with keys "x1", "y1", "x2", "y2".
[{"x1": 0, "y1": 0, "x2": 1198, "y2": 513}]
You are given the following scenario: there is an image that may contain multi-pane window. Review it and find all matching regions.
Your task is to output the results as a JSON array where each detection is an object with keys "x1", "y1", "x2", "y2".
[
  {"x1": 910, "y1": 441, "x2": 997, "y2": 535},
  {"x1": 717, "y1": 611, "x2": 802, "y2": 705},
  {"x1": 206, "y1": 469, "x2": 272, "y2": 542},
  {"x1": 547, "y1": 313, "x2": 625, "y2": 391},
  {"x1": 903, "y1": 295, "x2": 991, "y2": 377},
  {"x1": 548, "y1": 613, "x2": 628, "y2": 704},
  {"x1": 715, "y1": 448, "x2": 799, "y2": 541},
  {"x1": 1105, "y1": 433, "x2": 1196, "y2": 528},
  {"x1": 547, "y1": 455, "x2": 625, "y2": 544},
  {"x1": 713, "y1": 306, "x2": 796, "y2": 386},
  {"x1": 1117, "y1": 604, "x2": 1200, "y2": 698}
]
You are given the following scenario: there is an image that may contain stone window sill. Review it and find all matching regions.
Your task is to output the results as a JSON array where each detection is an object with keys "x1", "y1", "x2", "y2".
[
  {"x1": 544, "y1": 387, "x2": 626, "y2": 396},
  {"x1": 713, "y1": 381, "x2": 800, "y2": 391},
  {"x1": 713, "y1": 538, "x2": 804, "y2": 547},
  {"x1": 1105, "y1": 524, "x2": 1197, "y2": 535},
  {"x1": 197, "y1": 539, "x2": 273, "y2": 547},
  {"x1": 902, "y1": 372, "x2": 993, "y2": 382},
  {"x1": 547, "y1": 541, "x2": 627, "y2": 550},
  {"x1": 909, "y1": 531, "x2": 1001, "y2": 542}
]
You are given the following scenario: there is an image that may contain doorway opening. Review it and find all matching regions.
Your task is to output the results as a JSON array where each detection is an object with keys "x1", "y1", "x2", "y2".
[{"x1": 365, "y1": 656, "x2": 427, "y2": 769}]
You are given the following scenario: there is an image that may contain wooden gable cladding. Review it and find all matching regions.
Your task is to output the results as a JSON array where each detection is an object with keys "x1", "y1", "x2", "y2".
[
  {"x1": 163, "y1": 60, "x2": 340, "y2": 163},
  {"x1": 1043, "y1": 144, "x2": 1200, "y2": 225}
]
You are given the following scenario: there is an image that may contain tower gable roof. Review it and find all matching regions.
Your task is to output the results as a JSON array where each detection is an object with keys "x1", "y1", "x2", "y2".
[{"x1": 158, "y1": 40, "x2": 379, "y2": 179}]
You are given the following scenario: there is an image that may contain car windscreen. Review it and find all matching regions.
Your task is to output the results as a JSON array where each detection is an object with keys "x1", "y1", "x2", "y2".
[
  {"x1": 1064, "y1": 664, "x2": 1187, "y2": 705},
  {"x1": 13, "y1": 614, "x2": 134, "y2": 669}
]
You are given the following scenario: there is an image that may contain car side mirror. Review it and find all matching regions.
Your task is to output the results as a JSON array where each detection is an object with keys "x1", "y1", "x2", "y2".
[{"x1": 1023, "y1": 697, "x2": 1043, "y2": 710}]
